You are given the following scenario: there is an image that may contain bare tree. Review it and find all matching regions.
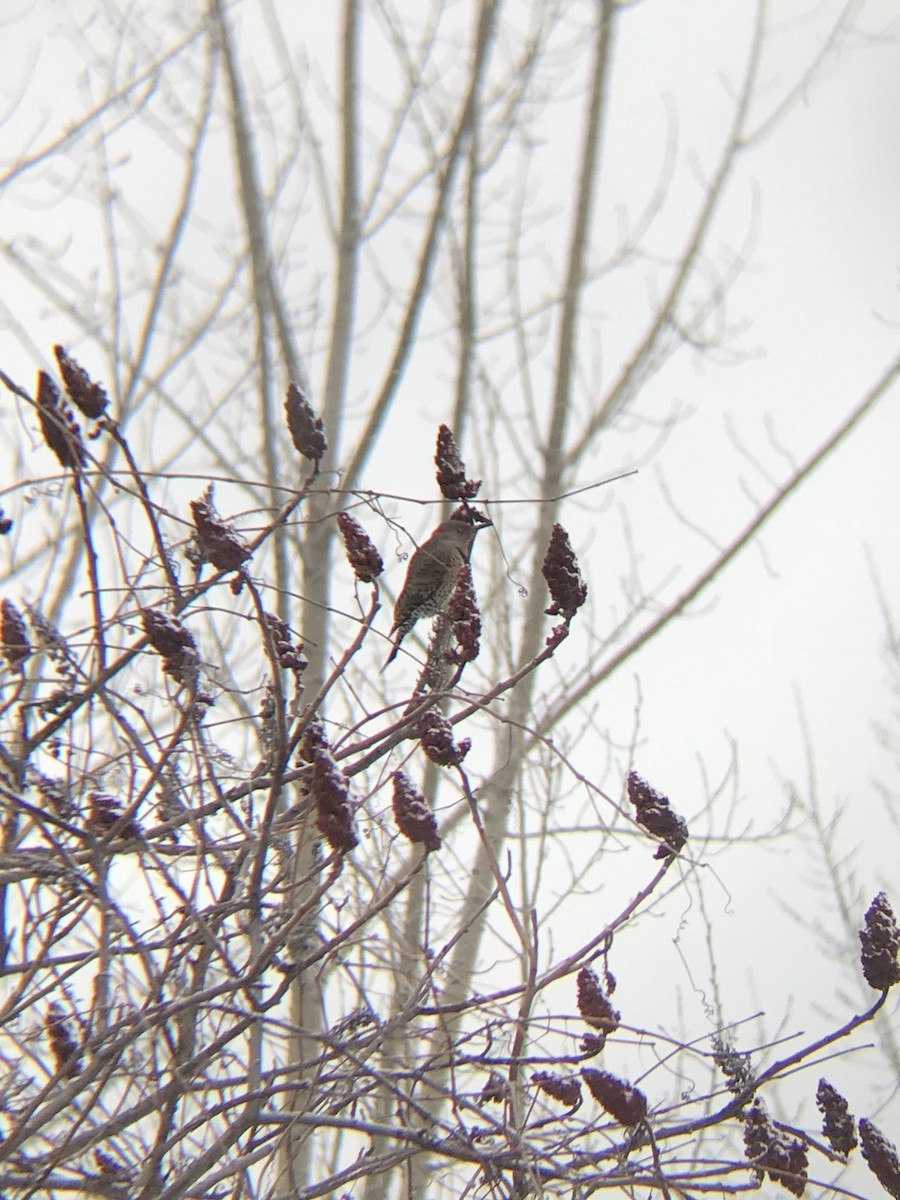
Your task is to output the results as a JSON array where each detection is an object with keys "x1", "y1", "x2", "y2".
[{"x1": 1, "y1": 2, "x2": 898, "y2": 1198}]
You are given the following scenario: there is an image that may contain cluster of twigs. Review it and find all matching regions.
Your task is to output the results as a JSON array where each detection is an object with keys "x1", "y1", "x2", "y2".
[{"x1": 0, "y1": 355, "x2": 897, "y2": 1199}]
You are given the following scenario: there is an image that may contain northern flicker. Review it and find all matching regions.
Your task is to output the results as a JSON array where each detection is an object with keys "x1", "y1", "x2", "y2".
[{"x1": 384, "y1": 515, "x2": 490, "y2": 667}]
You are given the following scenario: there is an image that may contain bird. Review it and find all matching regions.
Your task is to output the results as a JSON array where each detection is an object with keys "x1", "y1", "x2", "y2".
[{"x1": 384, "y1": 514, "x2": 490, "y2": 667}]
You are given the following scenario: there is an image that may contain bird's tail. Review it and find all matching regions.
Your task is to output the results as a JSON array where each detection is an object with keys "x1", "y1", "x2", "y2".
[{"x1": 383, "y1": 642, "x2": 400, "y2": 669}]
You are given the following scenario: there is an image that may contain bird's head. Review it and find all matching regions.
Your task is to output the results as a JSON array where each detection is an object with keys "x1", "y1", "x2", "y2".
[{"x1": 444, "y1": 506, "x2": 492, "y2": 536}]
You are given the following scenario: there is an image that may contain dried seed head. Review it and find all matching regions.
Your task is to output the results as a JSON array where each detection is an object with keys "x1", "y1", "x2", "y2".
[
  {"x1": 36, "y1": 370, "x2": 86, "y2": 470},
  {"x1": 743, "y1": 1097, "x2": 773, "y2": 1173},
  {"x1": 285, "y1": 382, "x2": 327, "y2": 464},
  {"x1": 46, "y1": 1002, "x2": 82, "y2": 1078},
  {"x1": 141, "y1": 608, "x2": 200, "y2": 686},
  {"x1": 301, "y1": 723, "x2": 357, "y2": 853},
  {"x1": 860, "y1": 1118, "x2": 900, "y2": 1200},
  {"x1": 542, "y1": 523, "x2": 587, "y2": 624},
  {"x1": 712, "y1": 1035, "x2": 755, "y2": 1094},
  {"x1": 447, "y1": 563, "x2": 481, "y2": 663},
  {"x1": 391, "y1": 771, "x2": 441, "y2": 852},
  {"x1": 577, "y1": 966, "x2": 620, "y2": 1032},
  {"x1": 532, "y1": 1072, "x2": 582, "y2": 1107},
  {"x1": 581, "y1": 1069, "x2": 647, "y2": 1126},
  {"x1": 33, "y1": 772, "x2": 76, "y2": 820},
  {"x1": 779, "y1": 1140, "x2": 809, "y2": 1196},
  {"x1": 435, "y1": 424, "x2": 481, "y2": 500},
  {"x1": 743, "y1": 1099, "x2": 808, "y2": 1197},
  {"x1": 627, "y1": 770, "x2": 689, "y2": 858},
  {"x1": 299, "y1": 719, "x2": 328, "y2": 762},
  {"x1": 264, "y1": 613, "x2": 306, "y2": 672},
  {"x1": 859, "y1": 892, "x2": 900, "y2": 991},
  {"x1": 418, "y1": 710, "x2": 470, "y2": 767},
  {"x1": 1, "y1": 599, "x2": 29, "y2": 666},
  {"x1": 816, "y1": 1079, "x2": 857, "y2": 1157},
  {"x1": 54, "y1": 345, "x2": 109, "y2": 419},
  {"x1": 89, "y1": 792, "x2": 142, "y2": 840},
  {"x1": 579, "y1": 1032, "x2": 606, "y2": 1057},
  {"x1": 480, "y1": 1072, "x2": 508, "y2": 1104},
  {"x1": 312, "y1": 760, "x2": 357, "y2": 853},
  {"x1": 337, "y1": 512, "x2": 383, "y2": 582},
  {"x1": 189, "y1": 496, "x2": 251, "y2": 573},
  {"x1": 94, "y1": 1150, "x2": 127, "y2": 1179}
]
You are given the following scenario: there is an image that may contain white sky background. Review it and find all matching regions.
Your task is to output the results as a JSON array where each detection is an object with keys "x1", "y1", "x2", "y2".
[
  {"x1": 590, "y1": 0, "x2": 900, "y2": 1136},
  {"x1": 2, "y1": 0, "x2": 900, "y2": 1177}
]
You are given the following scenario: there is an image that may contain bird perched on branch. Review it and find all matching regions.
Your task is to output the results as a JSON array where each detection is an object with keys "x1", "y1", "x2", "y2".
[{"x1": 384, "y1": 513, "x2": 490, "y2": 667}]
